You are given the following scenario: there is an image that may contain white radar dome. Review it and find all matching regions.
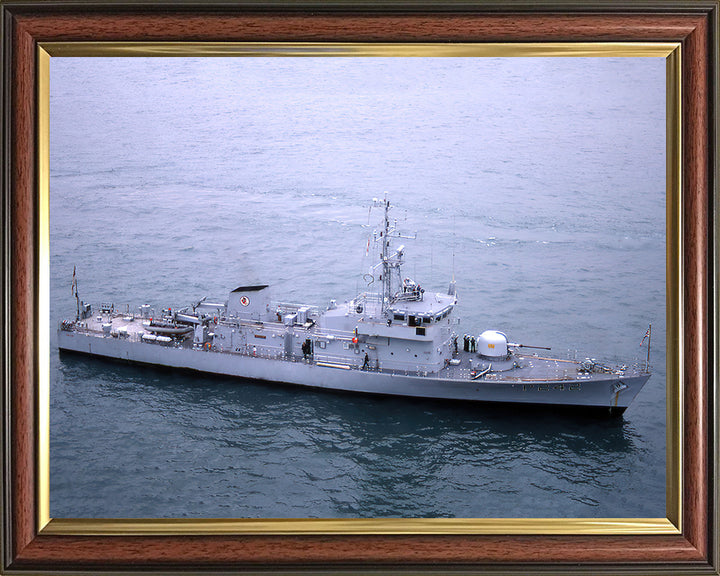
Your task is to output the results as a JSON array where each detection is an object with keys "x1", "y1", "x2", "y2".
[{"x1": 477, "y1": 330, "x2": 508, "y2": 358}]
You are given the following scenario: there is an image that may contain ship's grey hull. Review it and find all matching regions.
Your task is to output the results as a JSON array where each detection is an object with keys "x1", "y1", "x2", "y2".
[{"x1": 58, "y1": 330, "x2": 649, "y2": 413}]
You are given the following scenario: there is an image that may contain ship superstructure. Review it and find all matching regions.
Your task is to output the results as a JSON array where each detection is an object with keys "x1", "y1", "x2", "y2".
[{"x1": 58, "y1": 197, "x2": 650, "y2": 415}]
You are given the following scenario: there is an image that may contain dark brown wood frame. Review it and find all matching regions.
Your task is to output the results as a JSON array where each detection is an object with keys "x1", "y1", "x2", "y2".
[{"x1": 1, "y1": 1, "x2": 717, "y2": 573}]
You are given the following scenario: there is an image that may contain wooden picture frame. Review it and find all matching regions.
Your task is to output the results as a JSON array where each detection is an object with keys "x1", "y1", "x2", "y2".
[{"x1": 2, "y1": 1, "x2": 717, "y2": 573}]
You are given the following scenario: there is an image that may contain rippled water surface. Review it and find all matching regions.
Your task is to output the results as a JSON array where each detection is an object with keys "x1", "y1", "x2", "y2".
[{"x1": 50, "y1": 57, "x2": 666, "y2": 518}]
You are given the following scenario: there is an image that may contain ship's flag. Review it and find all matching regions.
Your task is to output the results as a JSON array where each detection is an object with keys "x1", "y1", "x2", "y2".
[
  {"x1": 640, "y1": 325, "x2": 651, "y2": 346},
  {"x1": 71, "y1": 266, "x2": 77, "y2": 296}
]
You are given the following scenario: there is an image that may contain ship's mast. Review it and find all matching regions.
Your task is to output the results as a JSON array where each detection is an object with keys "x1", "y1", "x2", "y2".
[
  {"x1": 373, "y1": 196, "x2": 415, "y2": 314},
  {"x1": 71, "y1": 265, "x2": 80, "y2": 320},
  {"x1": 381, "y1": 198, "x2": 391, "y2": 311}
]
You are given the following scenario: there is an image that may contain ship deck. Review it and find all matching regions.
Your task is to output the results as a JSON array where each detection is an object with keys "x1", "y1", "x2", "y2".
[
  {"x1": 440, "y1": 351, "x2": 621, "y2": 383},
  {"x1": 62, "y1": 311, "x2": 641, "y2": 384},
  {"x1": 64, "y1": 312, "x2": 185, "y2": 343}
]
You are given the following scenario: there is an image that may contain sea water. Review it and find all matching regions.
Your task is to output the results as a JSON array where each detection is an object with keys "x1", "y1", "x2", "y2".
[{"x1": 49, "y1": 56, "x2": 666, "y2": 518}]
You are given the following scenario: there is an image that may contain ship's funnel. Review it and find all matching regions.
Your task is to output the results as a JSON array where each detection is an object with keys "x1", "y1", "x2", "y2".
[{"x1": 227, "y1": 284, "x2": 270, "y2": 320}]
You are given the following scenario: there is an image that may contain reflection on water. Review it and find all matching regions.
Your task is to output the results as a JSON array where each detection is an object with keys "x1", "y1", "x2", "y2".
[{"x1": 54, "y1": 355, "x2": 643, "y2": 518}]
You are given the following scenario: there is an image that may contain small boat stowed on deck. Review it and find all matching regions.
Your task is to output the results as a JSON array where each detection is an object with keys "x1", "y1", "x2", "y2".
[{"x1": 58, "y1": 197, "x2": 651, "y2": 415}]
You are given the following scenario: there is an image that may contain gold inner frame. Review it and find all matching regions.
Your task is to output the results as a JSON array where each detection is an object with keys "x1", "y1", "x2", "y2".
[{"x1": 36, "y1": 42, "x2": 682, "y2": 536}]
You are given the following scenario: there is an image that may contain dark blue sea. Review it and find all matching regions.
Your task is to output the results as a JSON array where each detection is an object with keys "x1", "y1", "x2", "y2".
[{"x1": 49, "y1": 57, "x2": 666, "y2": 518}]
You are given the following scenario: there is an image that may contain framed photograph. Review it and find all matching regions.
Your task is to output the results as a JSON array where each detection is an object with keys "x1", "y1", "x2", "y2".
[{"x1": 2, "y1": 1, "x2": 717, "y2": 574}]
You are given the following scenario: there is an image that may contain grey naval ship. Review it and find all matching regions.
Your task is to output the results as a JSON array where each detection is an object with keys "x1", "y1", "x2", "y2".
[{"x1": 58, "y1": 197, "x2": 651, "y2": 415}]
